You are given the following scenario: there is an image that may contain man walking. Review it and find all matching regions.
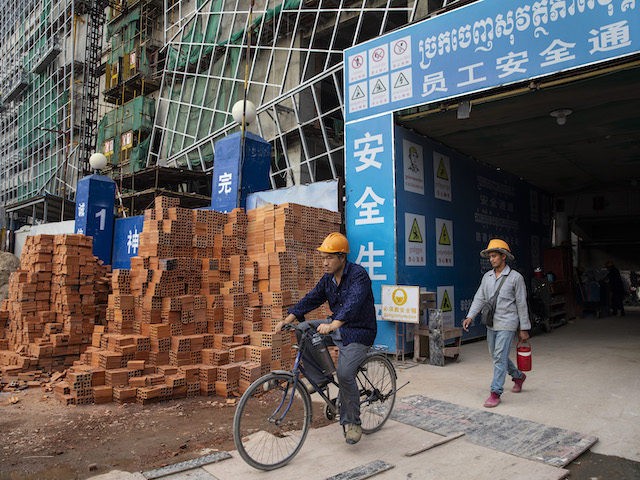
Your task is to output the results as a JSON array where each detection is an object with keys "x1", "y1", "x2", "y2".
[{"x1": 462, "y1": 239, "x2": 530, "y2": 408}]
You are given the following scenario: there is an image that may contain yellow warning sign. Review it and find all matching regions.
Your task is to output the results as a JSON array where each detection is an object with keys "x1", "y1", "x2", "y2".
[
  {"x1": 409, "y1": 219, "x2": 423, "y2": 243},
  {"x1": 437, "y1": 158, "x2": 449, "y2": 181},
  {"x1": 438, "y1": 223, "x2": 451, "y2": 245},
  {"x1": 440, "y1": 290, "x2": 452, "y2": 312}
]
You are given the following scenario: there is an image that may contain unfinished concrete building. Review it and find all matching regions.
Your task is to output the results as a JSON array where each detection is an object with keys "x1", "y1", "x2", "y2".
[
  {"x1": 0, "y1": 0, "x2": 108, "y2": 233},
  {"x1": 1, "y1": 0, "x2": 426, "y2": 226}
]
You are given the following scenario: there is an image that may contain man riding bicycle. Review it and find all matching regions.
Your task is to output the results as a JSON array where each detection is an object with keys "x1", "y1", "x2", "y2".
[{"x1": 275, "y1": 232, "x2": 377, "y2": 445}]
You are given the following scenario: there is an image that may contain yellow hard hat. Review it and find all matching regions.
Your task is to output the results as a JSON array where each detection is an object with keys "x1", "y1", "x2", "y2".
[
  {"x1": 317, "y1": 232, "x2": 350, "y2": 254},
  {"x1": 481, "y1": 238, "x2": 514, "y2": 261}
]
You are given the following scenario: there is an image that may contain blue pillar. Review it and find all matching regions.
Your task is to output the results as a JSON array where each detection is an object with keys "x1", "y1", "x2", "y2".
[
  {"x1": 211, "y1": 131, "x2": 272, "y2": 213},
  {"x1": 74, "y1": 174, "x2": 116, "y2": 264}
]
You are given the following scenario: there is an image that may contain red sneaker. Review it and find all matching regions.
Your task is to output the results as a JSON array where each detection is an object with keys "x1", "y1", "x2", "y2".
[
  {"x1": 512, "y1": 373, "x2": 526, "y2": 393},
  {"x1": 483, "y1": 392, "x2": 501, "y2": 408}
]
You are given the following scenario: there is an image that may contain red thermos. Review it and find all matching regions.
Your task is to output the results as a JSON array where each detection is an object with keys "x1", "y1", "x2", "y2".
[{"x1": 517, "y1": 340, "x2": 532, "y2": 371}]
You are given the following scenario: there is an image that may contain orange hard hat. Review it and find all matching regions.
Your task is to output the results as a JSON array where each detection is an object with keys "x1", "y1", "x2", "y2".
[
  {"x1": 317, "y1": 232, "x2": 350, "y2": 254},
  {"x1": 481, "y1": 238, "x2": 514, "y2": 261}
]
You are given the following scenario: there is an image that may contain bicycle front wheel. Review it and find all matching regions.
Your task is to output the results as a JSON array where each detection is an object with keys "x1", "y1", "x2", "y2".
[
  {"x1": 233, "y1": 372, "x2": 312, "y2": 470},
  {"x1": 357, "y1": 355, "x2": 397, "y2": 434}
]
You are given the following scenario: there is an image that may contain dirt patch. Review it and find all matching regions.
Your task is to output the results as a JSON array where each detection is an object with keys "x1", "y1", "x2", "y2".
[
  {"x1": 0, "y1": 387, "x2": 332, "y2": 480},
  {"x1": 567, "y1": 451, "x2": 640, "y2": 480}
]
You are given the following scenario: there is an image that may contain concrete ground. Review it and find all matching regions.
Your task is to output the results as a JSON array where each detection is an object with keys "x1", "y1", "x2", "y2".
[{"x1": 90, "y1": 309, "x2": 640, "y2": 479}]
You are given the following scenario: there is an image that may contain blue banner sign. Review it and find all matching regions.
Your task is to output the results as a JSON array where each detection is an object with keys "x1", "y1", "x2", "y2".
[
  {"x1": 345, "y1": 113, "x2": 400, "y2": 350},
  {"x1": 112, "y1": 215, "x2": 145, "y2": 269},
  {"x1": 211, "y1": 135, "x2": 241, "y2": 213},
  {"x1": 211, "y1": 132, "x2": 272, "y2": 213},
  {"x1": 344, "y1": 0, "x2": 639, "y2": 121},
  {"x1": 75, "y1": 174, "x2": 116, "y2": 264}
]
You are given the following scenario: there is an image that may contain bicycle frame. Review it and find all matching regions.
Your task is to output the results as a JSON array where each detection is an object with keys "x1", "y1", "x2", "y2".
[
  {"x1": 266, "y1": 331, "x2": 338, "y2": 424},
  {"x1": 292, "y1": 329, "x2": 339, "y2": 413},
  {"x1": 284, "y1": 327, "x2": 398, "y2": 417}
]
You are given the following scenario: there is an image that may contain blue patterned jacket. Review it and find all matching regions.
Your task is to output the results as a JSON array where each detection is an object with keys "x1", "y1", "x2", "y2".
[{"x1": 288, "y1": 261, "x2": 377, "y2": 346}]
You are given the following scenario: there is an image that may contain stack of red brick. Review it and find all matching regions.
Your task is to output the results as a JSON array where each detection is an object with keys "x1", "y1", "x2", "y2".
[
  {"x1": 0, "y1": 234, "x2": 111, "y2": 374},
  {"x1": 57, "y1": 197, "x2": 341, "y2": 405}
]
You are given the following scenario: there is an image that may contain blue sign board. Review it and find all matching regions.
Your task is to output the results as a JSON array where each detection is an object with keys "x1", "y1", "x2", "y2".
[
  {"x1": 112, "y1": 215, "x2": 145, "y2": 269},
  {"x1": 344, "y1": 0, "x2": 640, "y2": 121},
  {"x1": 345, "y1": 113, "x2": 400, "y2": 350},
  {"x1": 212, "y1": 132, "x2": 272, "y2": 213},
  {"x1": 75, "y1": 174, "x2": 116, "y2": 264}
]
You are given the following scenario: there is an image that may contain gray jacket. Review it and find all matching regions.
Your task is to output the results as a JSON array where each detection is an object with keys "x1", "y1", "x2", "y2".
[{"x1": 467, "y1": 265, "x2": 531, "y2": 331}]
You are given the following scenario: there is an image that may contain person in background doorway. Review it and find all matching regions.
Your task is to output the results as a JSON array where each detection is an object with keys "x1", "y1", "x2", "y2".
[
  {"x1": 462, "y1": 239, "x2": 531, "y2": 408},
  {"x1": 605, "y1": 260, "x2": 625, "y2": 317},
  {"x1": 274, "y1": 232, "x2": 377, "y2": 445}
]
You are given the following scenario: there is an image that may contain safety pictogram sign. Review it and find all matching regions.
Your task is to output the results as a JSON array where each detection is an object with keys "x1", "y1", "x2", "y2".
[
  {"x1": 369, "y1": 76, "x2": 389, "y2": 107},
  {"x1": 433, "y1": 152, "x2": 452, "y2": 202},
  {"x1": 409, "y1": 219, "x2": 423, "y2": 242},
  {"x1": 438, "y1": 223, "x2": 451, "y2": 245},
  {"x1": 440, "y1": 290, "x2": 452, "y2": 312},
  {"x1": 437, "y1": 158, "x2": 449, "y2": 181},
  {"x1": 348, "y1": 82, "x2": 368, "y2": 113},
  {"x1": 369, "y1": 44, "x2": 389, "y2": 77},
  {"x1": 391, "y1": 68, "x2": 412, "y2": 102},
  {"x1": 390, "y1": 36, "x2": 411, "y2": 70},
  {"x1": 437, "y1": 286, "x2": 455, "y2": 328},
  {"x1": 382, "y1": 285, "x2": 419, "y2": 324},
  {"x1": 348, "y1": 52, "x2": 367, "y2": 83},
  {"x1": 436, "y1": 218, "x2": 453, "y2": 267},
  {"x1": 405, "y1": 213, "x2": 425, "y2": 266}
]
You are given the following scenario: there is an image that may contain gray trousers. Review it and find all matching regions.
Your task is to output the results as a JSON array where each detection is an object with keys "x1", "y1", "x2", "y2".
[{"x1": 298, "y1": 320, "x2": 370, "y2": 426}]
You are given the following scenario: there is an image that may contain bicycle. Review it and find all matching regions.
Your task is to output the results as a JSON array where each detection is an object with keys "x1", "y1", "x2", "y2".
[{"x1": 232, "y1": 323, "x2": 403, "y2": 470}]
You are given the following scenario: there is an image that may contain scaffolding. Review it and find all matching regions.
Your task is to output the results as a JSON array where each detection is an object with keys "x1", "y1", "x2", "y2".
[
  {"x1": 96, "y1": 0, "x2": 210, "y2": 215},
  {"x1": 150, "y1": 0, "x2": 418, "y2": 187},
  {"x1": 0, "y1": 0, "x2": 105, "y2": 226},
  {"x1": 1, "y1": 0, "x2": 439, "y2": 229}
]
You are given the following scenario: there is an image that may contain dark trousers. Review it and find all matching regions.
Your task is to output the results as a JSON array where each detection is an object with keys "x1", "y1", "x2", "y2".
[{"x1": 297, "y1": 320, "x2": 369, "y2": 426}]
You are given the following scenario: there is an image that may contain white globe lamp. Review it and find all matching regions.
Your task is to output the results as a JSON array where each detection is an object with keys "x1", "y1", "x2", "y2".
[
  {"x1": 89, "y1": 152, "x2": 108, "y2": 172},
  {"x1": 232, "y1": 100, "x2": 257, "y2": 126}
]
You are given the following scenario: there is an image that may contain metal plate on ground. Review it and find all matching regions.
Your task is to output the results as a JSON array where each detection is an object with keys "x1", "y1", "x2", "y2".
[
  {"x1": 325, "y1": 460, "x2": 394, "y2": 480},
  {"x1": 391, "y1": 395, "x2": 597, "y2": 467},
  {"x1": 142, "y1": 452, "x2": 231, "y2": 479}
]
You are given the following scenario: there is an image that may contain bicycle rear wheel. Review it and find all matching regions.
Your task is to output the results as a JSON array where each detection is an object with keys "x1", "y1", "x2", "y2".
[
  {"x1": 233, "y1": 372, "x2": 312, "y2": 470},
  {"x1": 357, "y1": 355, "x2": 397, "y2": 434}
]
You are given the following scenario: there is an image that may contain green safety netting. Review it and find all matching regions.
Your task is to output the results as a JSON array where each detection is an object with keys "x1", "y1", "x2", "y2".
[
  {"x1": 166, "y1": 0, "x2": 300, "y2": 71},
  {"x1": 106, "y1": 7, "x2": 153, "y2": 77},
  {"x1": 14, "y1": 72, "x2": 63, "y2": 200},
  {"x1": 96, "y1": 96, "x2": 155, "y2": 172},
  {"x1": 159, "y1": 0, "x2": 300, "y2": 165},
  {"x1": 17, "y1": 75, "x2": 60, "y2": 150}
]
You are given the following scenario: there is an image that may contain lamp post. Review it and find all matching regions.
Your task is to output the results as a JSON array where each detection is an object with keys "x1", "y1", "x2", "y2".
[
  {"x1": 231, "y1": 99, "x2": 257, "y2": 207},
  {"x1": 89, "y1": 152, "x2": 108, "y2": 173}
]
